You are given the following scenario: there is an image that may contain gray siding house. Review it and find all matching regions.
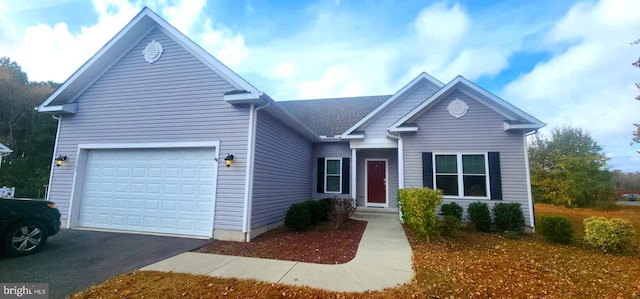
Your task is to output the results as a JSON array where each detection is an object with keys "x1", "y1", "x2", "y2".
[{"x1": 37, "y1": 8, "x2": 545, "y2": 241}]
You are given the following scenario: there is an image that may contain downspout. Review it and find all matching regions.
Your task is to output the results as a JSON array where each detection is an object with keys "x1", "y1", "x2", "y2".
[
  {"x1": 46, "y1": 114, "x2": 62, "y2": 201},
  {"x1": 523, "y1": 129, "x2": 537, "y2": 232},
  {"x1": 386, "y1": 129, "x2": 404, "y2": 188},
  {"x1": 386, "y1": 129, "x2": 404, "y2": 221},
  {"x1": 243, "y1": 100, "x2": 270, "y2": 242}
]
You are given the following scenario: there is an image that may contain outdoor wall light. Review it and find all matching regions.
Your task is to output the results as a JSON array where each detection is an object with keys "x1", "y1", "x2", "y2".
[
  {"x1": 55, "y1": 155, "x2": 67, "y2": 167},
  {"x1": 224, "y1": 154, "x2": 235, "y2": 168}
]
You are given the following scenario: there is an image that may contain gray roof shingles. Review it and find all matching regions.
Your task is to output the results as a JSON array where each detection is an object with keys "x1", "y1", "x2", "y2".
[{"x1": 278, "y1": 95, "x2": 390, "y2": 136}]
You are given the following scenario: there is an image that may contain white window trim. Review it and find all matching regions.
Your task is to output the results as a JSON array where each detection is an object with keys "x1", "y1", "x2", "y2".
[
  {"x1": 433, "y1": 152, "x2": 490, "y2": 200},
  {"x1": 324, "y1": 158, "x2": 342, "y2": 194}
]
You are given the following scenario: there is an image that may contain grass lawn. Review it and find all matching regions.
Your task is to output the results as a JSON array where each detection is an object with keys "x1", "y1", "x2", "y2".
[{"x1": 72, "y1": 204, "x2": 640, "y2": 298}]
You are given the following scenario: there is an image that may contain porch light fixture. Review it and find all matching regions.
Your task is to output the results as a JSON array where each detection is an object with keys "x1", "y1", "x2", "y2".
[
  {"x1": 55, "y1": 155, "x2": 67, "y2": 167},
  {"x1": 224, "y1": 154, "x2": 235, "y2": 168}
]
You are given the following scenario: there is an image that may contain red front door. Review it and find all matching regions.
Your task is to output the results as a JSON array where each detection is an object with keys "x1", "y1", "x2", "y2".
[{"x1": 367, "y1": 161, "x2": 386, "y2": 204}]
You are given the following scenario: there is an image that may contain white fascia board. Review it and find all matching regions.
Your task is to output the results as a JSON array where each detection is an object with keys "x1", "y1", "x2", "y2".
[
  {"x1": 340, "y1": 72, "x2": 445, "y2": 137},
  {"x1": 37, "y1": 104, "x2": 78, "y2": 114},
  {"x1": 503, "y1": 121, "x2": 545, "y2": 131},
  {"x1": 388, "y1": 126, "x2": 418, "y2": 132},
  {"x1": 339, "y1": 135, "x2": 365, "y2": 140},
  {"x1": 223, "y1": 93, "x2": 262, "y2": 105}
]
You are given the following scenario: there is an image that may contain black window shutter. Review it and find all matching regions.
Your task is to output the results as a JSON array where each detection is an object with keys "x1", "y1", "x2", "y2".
[
  {"x1": 488, "y1": 152, "x2": 502, "y2": 200},
  {"x1": 342, "y1": 158, "x2": 350, "y2": 194},
  {"x1": 317, "y1": 158, "x2": 325, "y2": 193},
  {"x1": 422, "y1": 152, "x2": 433, "y2": 188}
]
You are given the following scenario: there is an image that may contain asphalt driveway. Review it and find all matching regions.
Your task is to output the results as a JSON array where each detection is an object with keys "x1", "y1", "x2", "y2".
[{"x1": 0, "y1": 229, "x2": 209, "y2": 299}]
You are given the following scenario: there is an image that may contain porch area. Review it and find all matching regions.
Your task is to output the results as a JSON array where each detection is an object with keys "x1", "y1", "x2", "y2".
[{"x1": 352, "y1": 148, "x2": 400, "y2": 209}]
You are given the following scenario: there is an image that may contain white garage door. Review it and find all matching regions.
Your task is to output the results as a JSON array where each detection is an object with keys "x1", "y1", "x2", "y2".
[{"x1": 78, "y1": 147, "x2": 217, "y2": 237}]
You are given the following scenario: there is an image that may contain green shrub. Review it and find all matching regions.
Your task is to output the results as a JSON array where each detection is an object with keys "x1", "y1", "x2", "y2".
[
  {"x1": 284, "y1": 202, "x2": 312, "y2": 232},
  {"x1": 440, "y1": 202, "x2": 463, "y2": 220},
  {"x1": 468, "y1": 202, "x2": 491, "y2": 232},
  {"x1": 492, "y1": 202, "x2": 525, "y2": 233},
  {"x1": 439, "y1": 215, "x2": 461, "y2": 237},
  {"x1": 398, "y1": 188, "x2": 443, "y2": 241},
  {"x1": 584, "y1": 217, "x2": 635, "y2": 253},
  {"x1": 303, "y1": 200, "x2": 321, "y2": 225},
  {"x1": 318, "y1": 198, "x2": 333, "y2": 221},
  {"x1": 539, "y1": 216, "x2": 574, "y2": 244}
]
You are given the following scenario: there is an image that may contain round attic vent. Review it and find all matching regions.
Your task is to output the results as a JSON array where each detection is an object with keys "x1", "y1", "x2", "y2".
[
  {"x1": 142, "y1": 40, "x2": 163, "y2": 64},
  {"x1": 447, "y1": 99, "x2": 469, "y2": 118}
]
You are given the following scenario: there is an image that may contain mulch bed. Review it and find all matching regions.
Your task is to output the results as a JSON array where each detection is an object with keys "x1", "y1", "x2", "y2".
[{"x1": 196, "y1": 219, "x2": 367, "y2": 264}]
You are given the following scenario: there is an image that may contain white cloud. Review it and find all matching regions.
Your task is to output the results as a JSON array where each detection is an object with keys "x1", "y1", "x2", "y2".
[
  {"x1": 413, "y1": 2, "x2": 469, "y2": 57},
  {"x1": 0, "y1": 0, "x2": 248, "y2": 82},
  {"x1": 270, "y1": 61, "x2": 295, "y2": 80},
  {"x1": 0, "y1": 0, "x2": 139, "y2": 82},
  {"x1": 503, "y1": 0, "x2": 640, "y2": 171},
  {"x1": 439, "y1": 48, "x2": 511, "y2": 81},
  {"x1": 157, "y1": 0, "x2": 248, "y2": 66},
  {"x1": 161, "y1": 0, "x2": 207, "y2": 34}
]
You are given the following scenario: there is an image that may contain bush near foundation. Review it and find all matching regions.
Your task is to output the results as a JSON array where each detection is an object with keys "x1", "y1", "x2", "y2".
[
  {"x1": 539, "y1": 216, "x2": 574, "y2": 244},
  {"x1": 317, "y1": 198, "x2": 333, "y2": 221},
  {"x1": 329, "y1": 198, "x2": 355, "y2": 229},
  {"x1": 440, "y1": 202, "x2": 463, "y2": 220},
  {"x1": 398, "y1": 188, "x2": 443, "y2": 242},
  {"x1": 493, "y1": 202, "x2": 525, "y2": 233},
  {"x1": 284, "y1": 202, "x2": 312, "y2": 232},
  {"x1": 583, "y1": 216, "x2": 635, "y2": 253},
  {"x1": 303, "y1": 200, "x2": 323, "y2": 225},
  {"x1": 468, "y1": 202, "x2": 491, "y2": 232},
  {"x1": 439, "y1": 215, "x2": 461, "y2": 237}
]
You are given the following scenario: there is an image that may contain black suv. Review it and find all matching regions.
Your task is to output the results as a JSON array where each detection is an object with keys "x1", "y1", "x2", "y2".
[{"x1": 0, "y1": 198, "x2": 61, "y2": 257}]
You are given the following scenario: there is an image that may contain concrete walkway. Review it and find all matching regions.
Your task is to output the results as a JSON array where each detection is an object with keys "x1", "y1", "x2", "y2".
[{"x1": 141, "y1": 214, "x2": 414, "y2": 292}]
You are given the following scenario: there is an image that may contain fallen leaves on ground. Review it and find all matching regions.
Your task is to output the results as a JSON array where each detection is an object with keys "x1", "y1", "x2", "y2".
[
  {"x1": 197, "y1": 219, "x2": 367, "y2": 264},
  {"x1": 72, "y1": 205, "x2": 640, "y2": 298}
]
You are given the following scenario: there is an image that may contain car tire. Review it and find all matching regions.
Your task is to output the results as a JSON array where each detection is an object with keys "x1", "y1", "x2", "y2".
[{"x1": 2, "y1": 221, "x2": 48, "y2": 257}]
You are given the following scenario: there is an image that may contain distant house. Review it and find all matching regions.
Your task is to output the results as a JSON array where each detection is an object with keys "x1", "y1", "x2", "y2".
[
  {"x1": 37, "y1": 8, "x2": 545, "y2": 241},
  {"x1": 0, "y1": 143, "x2": 12, "y2": 168}
]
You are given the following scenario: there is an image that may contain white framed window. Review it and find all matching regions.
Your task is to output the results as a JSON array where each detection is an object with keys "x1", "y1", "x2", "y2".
[
  {"x1": 434, "y1": 153, "x2": 489, "y2": 198},
  {"x1": 325, "y1": 158, "x2": 342, "y2": 193}
]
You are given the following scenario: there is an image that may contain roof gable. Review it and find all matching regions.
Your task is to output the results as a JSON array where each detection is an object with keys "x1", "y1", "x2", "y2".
[
  {"x1": 390, "y1": 76, "x2": 545, "y2": 132},
  {"x1": 37, "y1": 7, "x2": 260, "y2": 113},
  {"x1": 340, "y1": 72, "x2": 444, "y2": 137}
]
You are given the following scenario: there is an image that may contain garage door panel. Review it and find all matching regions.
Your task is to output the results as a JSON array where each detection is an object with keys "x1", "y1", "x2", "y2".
[{"x1": 78, "y1": 147, "x2": 216, "y2": 237}]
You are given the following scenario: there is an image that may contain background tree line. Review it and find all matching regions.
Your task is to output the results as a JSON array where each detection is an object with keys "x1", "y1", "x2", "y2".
[
  {"x1": 0, "y1": 57, "x2": 58, "y2": 198},
  {"x1": 529, "y1": 126, "x2": 638, "y2": 209}
]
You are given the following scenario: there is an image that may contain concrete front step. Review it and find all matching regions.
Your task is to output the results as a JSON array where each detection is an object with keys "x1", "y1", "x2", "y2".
[{"x1": 352, "y1": 207, "x2": 400, "y2": 221}]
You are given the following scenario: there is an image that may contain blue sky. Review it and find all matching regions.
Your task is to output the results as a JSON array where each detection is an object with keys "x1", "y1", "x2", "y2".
[{"x1": 1, "y1": 0, "x2": 639, "y2": 171}]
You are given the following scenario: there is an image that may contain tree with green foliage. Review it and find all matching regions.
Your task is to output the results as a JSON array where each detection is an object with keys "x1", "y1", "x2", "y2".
[
  {"x1": 0, "y1": 57, "x2": 58, "y2": 198},
  {"x1": 529, "y1": 126, "x2": 617, "y2": 208}
]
